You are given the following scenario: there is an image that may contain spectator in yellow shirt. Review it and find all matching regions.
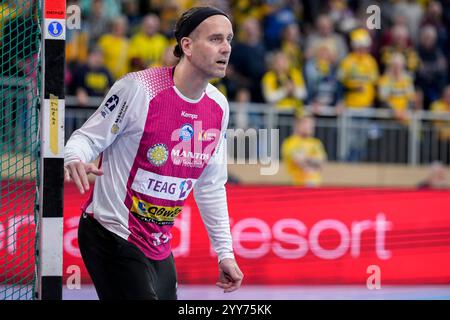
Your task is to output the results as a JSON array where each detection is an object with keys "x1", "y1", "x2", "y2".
[
  {"x1": 431, "y1": 85, "x2": 450, "y2": 141},
  {"x1": 338, "y1": 28, "x2": 379, "y2": 161},
  {"x1": 378, "y1": 53, "x2": 416, "y2": 124},
  {"x1": 97, "y1": 16, "x2": 129, "y2": 80},
  {"x1": 128, "y1": 14, "x2": 169, "y2": 71},
  {"x1": 262, "y1": 51, "x2": 307, "y2": 117},
  {"x1": 338, "y1": 28, "x2": 379, "y2": 109},
  {"x1": 74, "y1": 47, "x2": 114, "y2": 107},
  {"x1": 282, "y1": 116, "x2": 327, "y2": 186},
  {"x1": 378, "y1": 53, "x2": 416, "y2": 162}
]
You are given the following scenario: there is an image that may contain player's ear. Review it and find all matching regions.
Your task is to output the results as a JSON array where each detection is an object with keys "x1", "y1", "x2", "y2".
[{"x1": 180, "y1": 37, "x2": 193, "y2": 57}]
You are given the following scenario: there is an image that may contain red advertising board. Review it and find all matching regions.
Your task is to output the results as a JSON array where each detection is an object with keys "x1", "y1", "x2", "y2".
[{"x1": 2, "y1": 181, "x2": 450, "y2": 285}]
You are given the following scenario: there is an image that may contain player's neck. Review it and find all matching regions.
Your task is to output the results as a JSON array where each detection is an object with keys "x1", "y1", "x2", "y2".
[{"x1": 173, "y1": 60, "x2": 209, "y2": 101}]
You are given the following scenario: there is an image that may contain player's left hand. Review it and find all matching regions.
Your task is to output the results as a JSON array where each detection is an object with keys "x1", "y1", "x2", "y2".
[{"x1": 216, "y1": 258, "x2": 244, "y2": 293}]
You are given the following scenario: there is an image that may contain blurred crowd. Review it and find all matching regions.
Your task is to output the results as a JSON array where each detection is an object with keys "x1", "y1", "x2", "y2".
[{"x1": 48, "y1": 0, "x2": 450, "y2": 115}]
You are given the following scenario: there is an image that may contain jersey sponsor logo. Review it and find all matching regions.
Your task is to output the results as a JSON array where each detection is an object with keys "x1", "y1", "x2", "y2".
[
  {"x1": 179, "y1": 124, "x2": 194, "y2": 141},
  {"x1": 48, "y1": 21, "x2": 63, "y2": 37},
  {"x1": 131, "y1": 169, "x2": 196, "y2": 201},
  {"x1": 147, "y1": 143, "x2": 169, "y2": 167},
  {"x1": 181, "y1": 111, "x2": 198, "y2": 120},
  {"x1": 171, "y1": 149, "x2": 210, "y2": 160},
  {"x1": 198, "y1": 130, "x2": 217, "y2": 142},
  {"x1": 130, "y1": 196, "x2": 182, "y2": 225},
  {"x1": 151, "y1": 232, "x2": 171, "y2": 246},
  {"x1": 111, "y1": 101, "x2": 128, "y2": 134},
  {"x1": 100, "y1": 94, "x2": 119, "y2": 118},
  {"x1": 179, "y1": 180, "x2": 193, "y2": 199},
  {"x1": 171, "y1": 148, "x2": 210, "y2": 168},
  {"x1": 170, "y1": 121, "x2": 221, "y2": 168}
]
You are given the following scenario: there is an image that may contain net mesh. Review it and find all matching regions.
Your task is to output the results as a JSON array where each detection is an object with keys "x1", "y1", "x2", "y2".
[{"x1": 0, "y1": 0, "x2": 41, "y2": 300}]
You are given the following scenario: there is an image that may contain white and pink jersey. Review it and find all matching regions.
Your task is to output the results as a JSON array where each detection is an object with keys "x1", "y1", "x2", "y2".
[{"x1": 65, "y1": 67, "x2": 234, "y2": 262}]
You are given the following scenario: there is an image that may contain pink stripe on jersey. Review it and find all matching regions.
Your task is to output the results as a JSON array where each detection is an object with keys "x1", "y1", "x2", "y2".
[{"x1": 122, "y1": 67, "x2": 224, "y2": 260}]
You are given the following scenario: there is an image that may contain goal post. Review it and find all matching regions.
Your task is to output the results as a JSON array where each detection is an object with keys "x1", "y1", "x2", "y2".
[{"x1": 36, "y1": 0, "x2": 66, "y2": 300}]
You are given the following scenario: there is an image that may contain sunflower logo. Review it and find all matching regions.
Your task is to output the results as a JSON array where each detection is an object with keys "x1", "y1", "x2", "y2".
[{"x1": 147, "y1": 143, "x2": 169, "y2": 167}]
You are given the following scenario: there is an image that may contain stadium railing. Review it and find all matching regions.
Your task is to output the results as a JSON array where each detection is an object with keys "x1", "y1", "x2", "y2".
[{"x1": 62, "y1": 96, "x2": 450, "y2": 165}]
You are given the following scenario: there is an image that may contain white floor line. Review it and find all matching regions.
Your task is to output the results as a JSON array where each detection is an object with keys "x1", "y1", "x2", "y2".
[{"x1": 61, "y1": 285, "x2": 450, "y2": 300}]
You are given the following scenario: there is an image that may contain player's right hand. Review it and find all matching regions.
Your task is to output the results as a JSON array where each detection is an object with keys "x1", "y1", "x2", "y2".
[{"x1": 64, "y1": 161, "x2": 103, "y2": 194}]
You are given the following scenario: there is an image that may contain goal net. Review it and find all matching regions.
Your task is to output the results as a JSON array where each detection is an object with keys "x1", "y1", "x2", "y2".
[{"x1": 0, "y1": 0, "x2": 41, "y2": 300}]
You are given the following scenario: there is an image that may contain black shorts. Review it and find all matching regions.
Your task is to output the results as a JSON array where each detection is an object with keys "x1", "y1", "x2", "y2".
[{"x1": 78, "y1": 213, "x2": 178, "y2": 300}]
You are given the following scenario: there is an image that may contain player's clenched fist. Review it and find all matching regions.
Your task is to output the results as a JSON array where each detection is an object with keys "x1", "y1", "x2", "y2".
[{"x1": 216, "y1": 258, "x2": 244, "y2": 293}]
